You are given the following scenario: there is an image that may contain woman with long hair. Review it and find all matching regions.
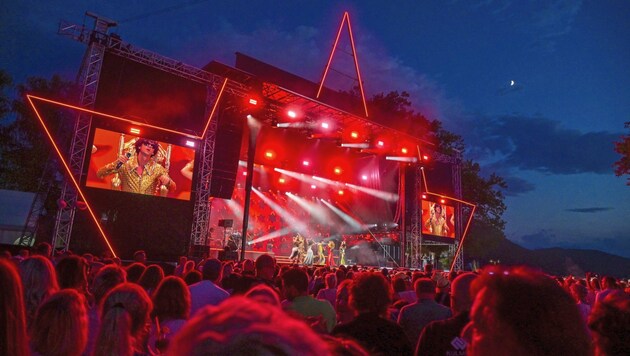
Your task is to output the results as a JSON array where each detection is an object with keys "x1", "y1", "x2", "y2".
[
  {"x1": 149, "y1": 276, "x2": 191, "y2": 353},
  {"x1": 0, "y1": 258, "x2": 29, "y2": 356},
  {"x1": 327, "y1": 241, "x2": 336, "y2": 267},
  {"x1": 30, "y1": 289, "x2": 88, "y2": 356},
  {"x1": 18, "y1": 255, "x2": 59, "y2": 329},
  {"x1": 94, "y1": 283, "x2": 153, "y2": 356}
]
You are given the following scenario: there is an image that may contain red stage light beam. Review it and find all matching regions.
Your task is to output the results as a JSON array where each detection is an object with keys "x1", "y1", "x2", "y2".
[{"x1": 26, "y1": 94, "x2": 118, "y2": 258}]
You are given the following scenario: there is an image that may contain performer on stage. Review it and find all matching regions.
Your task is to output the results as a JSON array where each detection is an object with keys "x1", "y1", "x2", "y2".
[
  {"x1": 303, "y1": 239, "x2": 314, "y2": 266},
  {"x1": 425, "y1": 203, "x2": 448, "y2": 237},
  {"x1": 289, "y1": 234, "x2": 301, "y2": 263},
  {"x1": 97, "y1": 138, "x2": 176, "y2": 195},
  {"x1": 339, "y1": 240, "x2": 347, "y2": 266},
  {"x1": 317, "y1": 242, "x2": 326, "y2": 265},
  {"x1": 327, "y1": 241, "x2": 336, "y2": 267}
]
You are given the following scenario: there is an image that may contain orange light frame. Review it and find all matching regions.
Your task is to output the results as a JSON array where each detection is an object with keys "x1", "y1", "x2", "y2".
[
  {"x1": 317, "y1": 11, "x2": 369, "y2": 117},
  {"x1": 420, "y1": 168, "x2": 477, "y2": 271},
  {"x1": 26, "y1": 81, "x2": 227, "y2": 258}
]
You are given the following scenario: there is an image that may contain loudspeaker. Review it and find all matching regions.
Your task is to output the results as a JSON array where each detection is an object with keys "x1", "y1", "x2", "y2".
[{"x1": 210, "y1": 104, "x2": 244, "y2": 199}]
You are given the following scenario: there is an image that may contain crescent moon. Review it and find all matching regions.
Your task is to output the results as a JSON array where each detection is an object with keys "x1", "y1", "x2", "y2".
[{"x1": 510, "y1": 80, "x2": 515, "y2": 86}]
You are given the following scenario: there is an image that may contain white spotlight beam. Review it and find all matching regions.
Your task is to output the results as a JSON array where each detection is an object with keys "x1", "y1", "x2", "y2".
[
  {"x1": 385, "y1": 156, "x2": 418, "y2": 162},
  {"x1": 285, "y1": 192, "x2": 330, "y2": 224},
  {"x1": 345, "y1": 182, "x2": 399, "y2": 202},
  {"x1": 225, "y1": 199, "x2": 244, "y2": 220},
  {"x1": 249, "y1": 227, "x2": 292, "y2": 245},
  {"x1": 320, "y1": 199, "x2": 364, "y2": 231},
  {"x1": 274, "y1": 167, "x2": 321, "y2": 186},
  {"x1": 252, "y1": 188, "x2": 309, "y2": 233}
]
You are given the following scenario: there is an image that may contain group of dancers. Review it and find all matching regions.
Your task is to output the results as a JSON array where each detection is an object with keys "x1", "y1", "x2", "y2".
[{"x1": 289, "y1": 234, "x2": 347, "y2": 266}]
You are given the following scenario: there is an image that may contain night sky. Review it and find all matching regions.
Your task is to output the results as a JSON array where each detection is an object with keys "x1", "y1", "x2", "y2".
[{"x1": 2, "y1": 1, "x2": 629, "y2": 257}]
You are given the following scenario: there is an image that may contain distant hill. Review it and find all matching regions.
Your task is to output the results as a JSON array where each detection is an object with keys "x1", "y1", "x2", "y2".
[{"x1": 465, "y1": 237, "x2": 630, "y2": 278}]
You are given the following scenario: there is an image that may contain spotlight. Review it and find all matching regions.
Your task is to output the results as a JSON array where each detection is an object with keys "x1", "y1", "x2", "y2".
[{"x1": 130, "y1": 127, "x2": 140, "y2": 135}]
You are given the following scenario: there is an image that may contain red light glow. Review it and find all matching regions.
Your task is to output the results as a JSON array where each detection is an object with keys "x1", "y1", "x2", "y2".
[{"x1": 334, "y1": 167, "x2": 342, "y2": 175}]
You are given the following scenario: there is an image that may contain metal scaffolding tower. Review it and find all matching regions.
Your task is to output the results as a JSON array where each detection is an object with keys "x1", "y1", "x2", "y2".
[
  {"x1": 55, "y1": 13, "x2": 251, "y2": 254},
  {"x1": 51, "y1": 14, "x2": 116, "y2": 251}
]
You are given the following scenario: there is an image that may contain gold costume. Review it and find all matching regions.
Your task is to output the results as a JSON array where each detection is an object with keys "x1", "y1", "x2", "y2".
[
  {"x1": 97, "y1": 156, "x2": 171, "y2": 195},
  {"x1": 425, "y1": 215, "x2": 448, "y2": 236}
]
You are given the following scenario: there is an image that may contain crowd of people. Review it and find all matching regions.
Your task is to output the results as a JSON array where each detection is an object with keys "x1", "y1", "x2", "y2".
[{"x1": 1, "y1": 242, "x2": 630, "y2": 355}]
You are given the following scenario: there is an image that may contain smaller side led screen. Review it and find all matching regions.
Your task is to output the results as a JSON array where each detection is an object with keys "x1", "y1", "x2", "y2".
[
  {"x1": 421, "y1": 200, "x2": 456, "y2": 239},
  {"x1": 86, "y1": 128, "x2": 195, "y2": 201}
]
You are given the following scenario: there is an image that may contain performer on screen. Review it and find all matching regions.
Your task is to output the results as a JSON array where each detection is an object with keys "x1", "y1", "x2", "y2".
[
  {"x1": 425, "y1": 203, "x2": 448, "y2": 236},
  {"x1": 97, "y1": 138, "x2": 176, "y2": 195}
]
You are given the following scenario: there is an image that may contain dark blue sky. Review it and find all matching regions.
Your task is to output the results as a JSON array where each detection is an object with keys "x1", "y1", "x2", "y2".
[{"x1": 2, "y1": 1, "x2": 629, "y2": 257}]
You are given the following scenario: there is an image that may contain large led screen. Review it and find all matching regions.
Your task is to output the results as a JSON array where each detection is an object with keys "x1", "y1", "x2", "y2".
[
  {"x1": 421, "y1": 200, "x2": 456, "y2": 239},
  {"x1": 85, "y1": 128, "x2": 195, "y2": 201}
]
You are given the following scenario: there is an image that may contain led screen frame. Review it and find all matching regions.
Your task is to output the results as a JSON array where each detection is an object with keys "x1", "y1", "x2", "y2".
[{"x1": 86, "y1": 127, "x2": 195, "y2": 201}]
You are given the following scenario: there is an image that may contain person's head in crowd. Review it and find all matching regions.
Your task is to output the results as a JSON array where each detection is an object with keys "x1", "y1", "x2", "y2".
[
  {"x1": 133, "y1": 250, "x2": 147, "y2": 264},
  {"x1": 30, "y1": 289, "x2": 88, "y2": 356},
  {"x1": 56, "y1": 255, "x2": 90, "y2": 294},
  {"x1": 167, "y1": 296, "x2": 329, "y2": 355},
  {"x1": 184, "y1": 260, "x2": 196, "y2": 274},
  {"x1": 152, "y1": 276, "x2": 191, "y2": 323},
  {"x1": 202, "y1": 258, "x2": 223, "y2": 282},
  {"x1": 138, "y1": 264, "x2": 165, "y2": 294},
  {"x1": 178, "y1": 256, "x2": 187, "y2": 266},
  {"x1": 18, "y1": 255, "x2": 59, "y2": 328},
  {"x1": 255, "y1": 254, "x2": 276, "y2": 281},
  {"x1": 244, "y1": 283, "x2": 281, "y2": 307},
  {"x1": 414, "y1": 278, "x2": 436, "y2": 299},
  {"x1": 450, "y1": 272, "x2": 477, "y2": 315},
  {"x1": 336, "y1": 279, "x2": 354, "y2": 324},
  {"x1": 281, "y1": 267, "x2": 309, "y2": 300},
  {"x1": 94, "y1": 283, "x2": 153, "y2": 356},
  {"x1": 424, "y1": 263, "x2": 434, "y2": 275},
  {"x1": 392, "y1": 274, "x2": 408, "y2": 294},
  {"x1": 82, "y1": 253, "x2": 94, "y2": 264},
  {"x1": 335, "y1": 268, "x2": 346, "y2": 282},
  {"x1": 349, "y1": 272, "x2": 392, "y2": 317},
  {"x1": 90, "y1": 264, "x2": 127, "y2": 305},
  {"x1": 242, "y1": 258, "x2": 255, "y2": 275},
  {"x1": 588, "y1": 293, "x2": 630, "y2": 356},
  {"x1": 571, "y1": 283, "x2": 588, "y2": 304},
  {"x1": 0, "y1": 258, "x2": 29, "y2": 356},
  {"x1": 125, "y1": 262, "x2": 147, "y2": 284},
  {"x1": 34, "y1": 242, "x2": 53, "y2": 258},
  {"x1": 0, "y1": 250, "x2": 10, "y2": 260},
  {"x1": 463, "y1": 266, "x2": 591, "y2": 356},
  {"x1": 601, "y1": 276, "x2": 617, "y2": 290},
  {"x1": 325, "y1": 273, "x2": 338, "y2": 289},
  {"x1": 184, "y1": 269, "x2": 202, "y2": 285}
]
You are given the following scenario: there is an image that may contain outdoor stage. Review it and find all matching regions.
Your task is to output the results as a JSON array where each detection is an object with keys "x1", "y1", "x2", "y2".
[{"x1": 26, "y1": 13, "x2": 468, "y2": 270}]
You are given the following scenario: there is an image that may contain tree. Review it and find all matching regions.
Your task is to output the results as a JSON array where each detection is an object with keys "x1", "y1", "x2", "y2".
[
  {"x1": 613, "y1": 121, "x2": 630, "y2": 186},
  {"x1": 0, "y1": 73, "x2": 78, "y2": 192}
]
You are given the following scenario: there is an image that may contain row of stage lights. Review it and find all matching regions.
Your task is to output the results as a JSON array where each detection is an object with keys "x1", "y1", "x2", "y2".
[{"x1": 248, "y1": 97, "x2": 430, "y2": 163}]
